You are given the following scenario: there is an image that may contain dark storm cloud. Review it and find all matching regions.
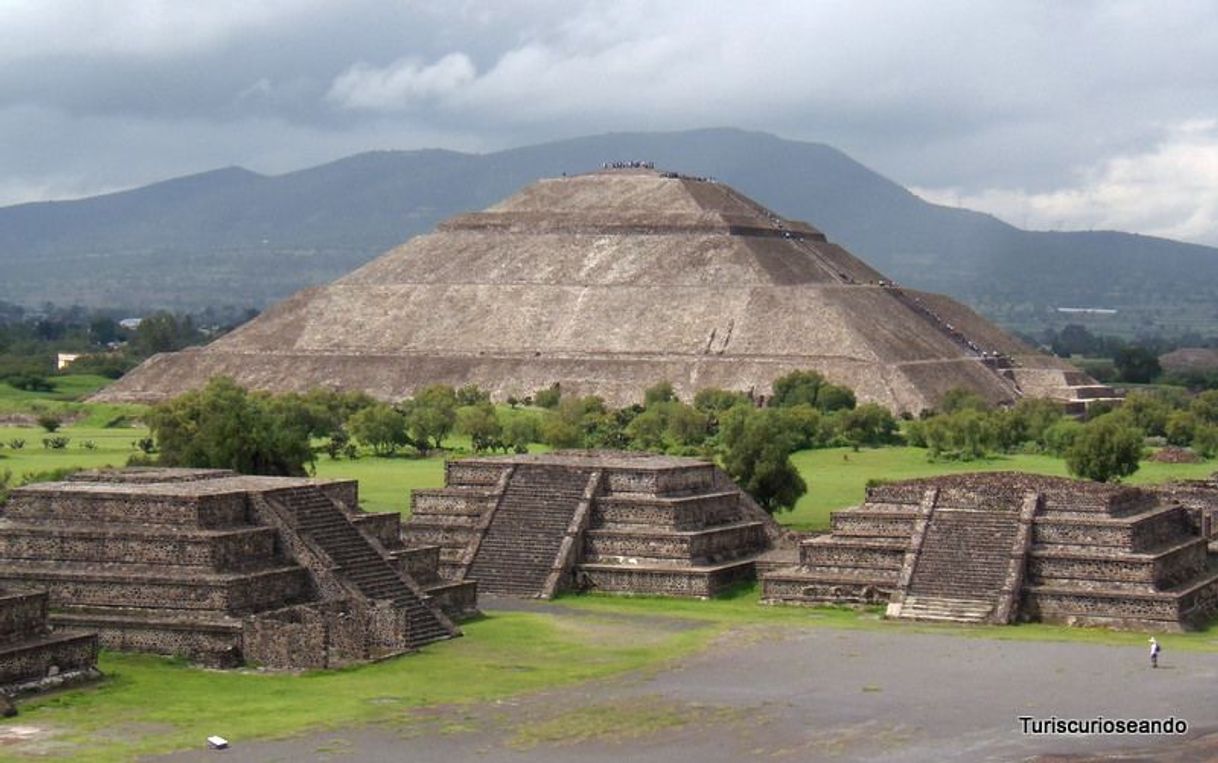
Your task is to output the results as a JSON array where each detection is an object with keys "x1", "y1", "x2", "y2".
[{"x1": 3, "y1": 1, "x2": 1218, "y2": 242}]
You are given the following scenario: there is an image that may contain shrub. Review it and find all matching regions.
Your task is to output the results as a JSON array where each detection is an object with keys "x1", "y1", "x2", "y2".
[
  {"x1": 147, "y1": 377, "x2": 314, "y2": 476},
  {"x1": 42, "y1": 436, "x2": 70, "y2": 450},
  {"x1": 534, "y1": 383, "x2": 562, "y2": 409},
  {"x1": 36, "y1": 415, "x2": 62, "y2": 433},
  {"x1": 346, "y1": 403, "x2": 408, "y2": 456},
  {"x1": 1065, "y1": 417, "x2": 1143, "y2": 482}
]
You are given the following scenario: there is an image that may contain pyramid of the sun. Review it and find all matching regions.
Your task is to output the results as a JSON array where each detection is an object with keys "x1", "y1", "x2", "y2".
[{"x1": 95, "y1": 167, "x2": 1112, "y2": 413}]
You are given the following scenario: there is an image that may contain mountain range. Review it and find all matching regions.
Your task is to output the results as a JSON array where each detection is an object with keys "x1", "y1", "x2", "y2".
[{"x1": 2, "y1": 128, "x2": 1215, "y2": 336}]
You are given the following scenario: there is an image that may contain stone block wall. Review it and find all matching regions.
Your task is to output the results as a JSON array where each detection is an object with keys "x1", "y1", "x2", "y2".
[
  {"x1": 763, "y1": 472, "x2": 1218, "y2": 631},
  {"x1": 1, "y1": 469, "x2": 466, "y2": 669},
  {"x1": 407, "y1": 452, "x2": 776, "y2": 599},
  {"x1": 0, "y1": 589, "x2": 49, "y2": 645}
]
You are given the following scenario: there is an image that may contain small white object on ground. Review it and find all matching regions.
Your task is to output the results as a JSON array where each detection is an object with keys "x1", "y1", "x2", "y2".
[{"x1": 206, "y1": 735, "x2": 229, "y2": 750}]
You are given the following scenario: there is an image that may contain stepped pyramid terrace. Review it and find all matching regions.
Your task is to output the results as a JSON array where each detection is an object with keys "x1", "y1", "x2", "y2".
[
  {"x1": 402, "y1": 451, "x2": 782, "y2": 598},
  {"x1": 0, "y1": 469, "x2": 475, "y2": 668},
  {"x1": 761, "y1": 473, "x2": 1218, "y2": 632},
  {"x1": 0, "y1": 586, "x2": 99, "y2": 696},
  {"x1": 93, "y1": 167, "x2": 1117, "y2": 415}
]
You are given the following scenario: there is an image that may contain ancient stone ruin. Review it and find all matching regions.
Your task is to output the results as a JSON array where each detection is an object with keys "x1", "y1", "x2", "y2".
[
  {"x1": 0, "y1": 468, "x2": 475, "y2": 668},
  {"x1": 94, "y1": 167, "x2": 1115, "y2": 415},
  {"x1": 0, "y1": 586, "x2": 99, "y2": 697},
  {"x1": 402, "y1": 451, "x2": 780, "y2": 598},
  {"x1": 762, "y1": 473, "x2": 1218, "y2": 631}
]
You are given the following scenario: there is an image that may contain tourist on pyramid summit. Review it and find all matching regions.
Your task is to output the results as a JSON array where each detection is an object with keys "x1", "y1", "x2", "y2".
[{"x1": 1149, "y1": 637, "x2": 1161, "y2": 668}]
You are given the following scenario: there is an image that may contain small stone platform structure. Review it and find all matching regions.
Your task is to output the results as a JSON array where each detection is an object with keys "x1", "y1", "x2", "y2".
[
  {"x1": 402, "y1": 452, "x2": 780, "y2": 598},
  {"x1": 0, "y1": 469, "x2": 475, "y2": 668},
  {"x1": 0, "y1": 586, "x2": 99, "y2": 696},
  {"x1": 762, "y1": 473, "x2": 1218, "y2": 632}
]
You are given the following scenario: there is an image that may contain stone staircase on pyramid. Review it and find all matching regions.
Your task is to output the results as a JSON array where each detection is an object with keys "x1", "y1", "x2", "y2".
[
  {"x1": 886, "y1": 488, "x2": 1036, "y2": 624},
  {"x1": 405, "y1": 452, "x2": 778, "y2": 599},
  {"x1": 264, "y1": 486, "x2": 456, "y2": 648},
  {"x1": 466, "y1": 465, "x2": 598, "y2": 597}
]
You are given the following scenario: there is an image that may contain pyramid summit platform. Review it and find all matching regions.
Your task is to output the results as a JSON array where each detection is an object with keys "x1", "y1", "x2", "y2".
[{"x1": 95, "y1": 166, "x2": 1112, "y2": 413}]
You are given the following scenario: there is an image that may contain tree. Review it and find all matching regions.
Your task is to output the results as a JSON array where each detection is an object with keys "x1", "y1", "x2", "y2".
[
  {"x1": 503, "y1": 414, "x2": 540, "y2": 453},
  {"x1": 534, "y1": 383, "x2": 562, "y2": 409},
  {"x1": 768, "y1": 370, "x2": 824, "y2": 408},
  {"x1": 456, "y1": 402, "x2": 503, "y2": 452},
  {"x1": 814, "y1": 383, "x2": 856, "y2": 413},
  {"x1": 643, "y1": 380, "x2": 678, "y2": 407},
  {"x1": 147, "y1": 377, "x2": 313, "y2": 475},
  {"x1": 1065, "y1": 416, "x2": 1143, "y2": 482},
  {"x1": 720, "y1": 408, "x2": 806, "y2": 513},
  {"x1": 346, "y1": 403, "x2": 408, "y2": 456},
  {"x1": 132, "y1": 312, "x2": 202, "y2": 356},
  {"x1": 402, "y1": 385, "x2": 458, "y2": 452},
  {"x1": 939, "y1": 387, "x2": 990, "y2": 414},
  {"x1": 1113, "y1": 346, "x2": 1161, "y2": 384},
  {"x1": 693, "y1": 387, "x2": 749, "y2": 413},
  {"x1": 455, "y1": 384, "x2": 490, "y2": 407},
  {"x1": 836, "y1": 403, "x2": 898, "y2": 450}
]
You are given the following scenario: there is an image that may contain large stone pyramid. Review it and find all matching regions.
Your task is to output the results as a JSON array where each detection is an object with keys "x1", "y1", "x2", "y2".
[{"x1": 96, "y1": 167, "x2": 1110, "y2": 413}]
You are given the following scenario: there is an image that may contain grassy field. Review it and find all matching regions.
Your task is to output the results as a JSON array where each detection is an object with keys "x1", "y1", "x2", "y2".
[
  {"x1": 4, "y1": 610, "x2": 716, "y2": 762},
  {"x1": 2, "y1": 379, "x2": 1218, "y2": 758},
  {"x1": 8, "y1": 583, "x2": 1218, "y2": 761},
  {"x1": 784, "y1": 447, "x2": 1218, "y2": 531},
  {"x1": 4, "y1": 375, "x2": 1213, "y2": 529}
]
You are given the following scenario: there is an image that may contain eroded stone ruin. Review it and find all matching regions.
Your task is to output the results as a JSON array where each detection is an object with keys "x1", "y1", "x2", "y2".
[
  {"x1": 94, "y1": 167, "x2": 1115, "y2": 415},
  {"x1": 0, "y1": 586, "x2": 99, "y2": 696},
  {"x1": 402, "y1": 451, "x2": 780, "y2": 598},
  {"x1": 0, "y1": 469, "x2": 475, "y2": 668},
  {"x1": 762, "y1": 473, "x2": 1218, "y2": 631}
]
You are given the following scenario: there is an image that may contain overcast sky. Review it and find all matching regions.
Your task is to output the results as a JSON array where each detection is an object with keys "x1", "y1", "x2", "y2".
[{"x1": 4, "y1": 0, "x2": 1218, "y2": 245}]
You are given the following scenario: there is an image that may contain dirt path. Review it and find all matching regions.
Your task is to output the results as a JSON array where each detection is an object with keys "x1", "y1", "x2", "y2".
[{"x1": 152, "y1": 603, "x2": 1218, "y2": 763}]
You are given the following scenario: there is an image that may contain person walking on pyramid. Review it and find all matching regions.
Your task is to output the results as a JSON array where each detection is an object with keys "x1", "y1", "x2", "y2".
[{"x1": 1149, "y1": 637, "x2": 1161, "y2": 668}]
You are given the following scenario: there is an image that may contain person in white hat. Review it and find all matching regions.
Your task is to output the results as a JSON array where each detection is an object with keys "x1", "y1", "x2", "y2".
[{"x1": 1149, "y1": 637, "x2": 1161, "y2": 668}]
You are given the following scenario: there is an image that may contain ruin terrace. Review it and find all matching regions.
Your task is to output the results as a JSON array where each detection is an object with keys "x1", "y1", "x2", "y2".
[
  {"x1": 403, "y1": 450, "x2": 781, "y2": 599},
  {"x1": 0, "y1": 468, "x2": 474, "y2": 668},
  {"x1": 763, "y1": 472, "x2": 1218, "y2": 631}
]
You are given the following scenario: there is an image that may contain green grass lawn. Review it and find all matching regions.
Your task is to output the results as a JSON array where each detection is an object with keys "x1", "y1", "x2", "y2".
[
  {"x1": 315, "y1": 455, "x2": 448, "y2": 514},
  {"x1": 2, "y1": 378, "x2": 1218, "y2": 759},
  {"x1": 783, "y1": 447, "x2": 1217, "y2": 531},
  {"x1": 4, "y1": 611, "x2": 716, "y2": 762},
  {"x1": 11, "y1": 584, "x2": 1218, "y2": 761}
]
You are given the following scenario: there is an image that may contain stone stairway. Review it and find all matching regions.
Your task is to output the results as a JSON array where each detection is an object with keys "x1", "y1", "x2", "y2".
[
  {"x1": 468, "y1": 465, "x2": 591, "y2": 597},
  {"x1": 900, "y1": 508, "x2": 1023, "y2": 623},
  {"x1": 270, "y1": 488, "x2": 453, "y2": 648}
]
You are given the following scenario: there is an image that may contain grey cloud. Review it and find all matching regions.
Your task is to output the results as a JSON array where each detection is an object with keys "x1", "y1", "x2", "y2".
[{"x1": 2, "y1": 1, "x2": 1217, "y2": 243}]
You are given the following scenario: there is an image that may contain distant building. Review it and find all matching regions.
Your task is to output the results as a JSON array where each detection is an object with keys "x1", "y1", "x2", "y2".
[
  {"x1": 1055, "y1": 307, "x2": 1118, "y2": 315},
  {"x1": 55, "y1": 353, "x2": 80, "y2": 370},
  {"x1": 118, "y1": 318, "x2": 142, "y2": 331}
]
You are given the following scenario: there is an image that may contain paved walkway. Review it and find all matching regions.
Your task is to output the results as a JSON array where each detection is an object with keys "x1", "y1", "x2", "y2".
[{"x1": 159, "y1": 613, "x2": 1217, "y2": 762}]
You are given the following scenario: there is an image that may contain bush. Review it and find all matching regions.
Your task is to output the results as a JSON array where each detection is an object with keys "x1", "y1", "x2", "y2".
[
  {"x1": 6, "y1": 439, "x2": 24, "y2": 451},
  {"x1": 503, "y1": 414, "x2": 540, "y2": 453},
  {"x1": 720, "y1": 408, "x2": 807, "y2": 513},
  {"x1": 534, "y1": 383, "x2": 562, "y2": 409},
  {"x1": 1065, "y1": 417, "x2": 1143, "y2": 482},
  {"x1": 41, "y1": 436, "x2": 70, "y2": 449},
  {"x1": 36, "y1": 415, "x2": 62, "y2": 433},
  {"x1": 147, "y1": 377, "x2": 314, "y2": 476},
  {"x1": 643, "y1": 381, "x2": 678, "y2": 407},
  {"x1": 456, "y1": 402, "x2": 504, "y2": 452},
  {"x1": 401, "y1": 385, "x2": 458, "y2": 452},
  {"x1": 346, "y1": 403, "x2": 408, "y2": 456}
]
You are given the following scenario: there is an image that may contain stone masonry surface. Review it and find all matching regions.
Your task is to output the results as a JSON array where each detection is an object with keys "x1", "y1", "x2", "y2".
[
  {"x1": 0, "y1": 468, "x2": 474, "y2": 669},
  {"x1": 761, "y1": 471, "x2": 1218, "y2": 631},
  {"x1": 402, "y1": 450, "x2": 781, "y2": 599}
]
